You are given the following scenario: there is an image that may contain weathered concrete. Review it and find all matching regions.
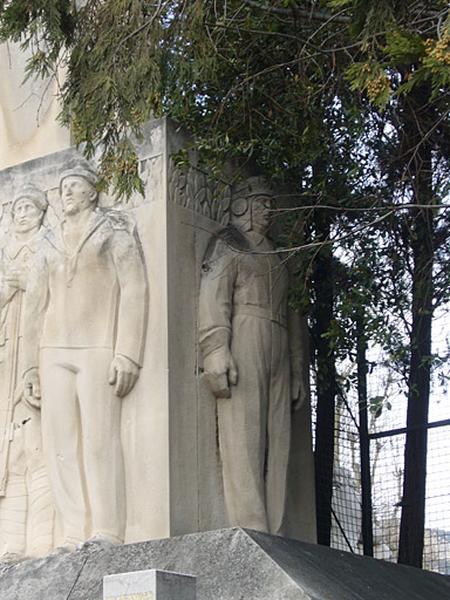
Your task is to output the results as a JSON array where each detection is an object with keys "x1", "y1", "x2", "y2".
[{"x1": 0, "y1": 528, "x2": 448, "y2": 600}]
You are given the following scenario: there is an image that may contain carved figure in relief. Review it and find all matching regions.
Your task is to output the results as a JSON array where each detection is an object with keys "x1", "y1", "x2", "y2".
[
  {"x1": 23, "y1": 164, "x2": 148, "y2": 549},
  {"x1": 0, "y1": 184, "x2": 54, "y2": 560},
  {"x1": 198, "y1": 176, "x2": 308, "y2": 534}
]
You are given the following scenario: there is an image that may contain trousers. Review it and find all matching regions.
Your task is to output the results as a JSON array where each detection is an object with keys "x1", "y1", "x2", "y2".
[
  {"x1": 0, "y1": 402, "x2": 54, "y2": 557},
  {"x1": 39, "y1": 347, "x2": 125, "y2": 544},
  {"x1": 218, "y1": 314, "x2": 291, "y2": 535}
]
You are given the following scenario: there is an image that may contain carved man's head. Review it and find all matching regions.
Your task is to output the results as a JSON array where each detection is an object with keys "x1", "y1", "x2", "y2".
[
  {"x1": 12, "y1": 184, "x2": 47, "y2": 234},
  {"x1": 231, "y1": 176, "x2": 273, "y2": 234},
  {"x1": 59, "y1": 164, "x2": 98, "y2": 216}
]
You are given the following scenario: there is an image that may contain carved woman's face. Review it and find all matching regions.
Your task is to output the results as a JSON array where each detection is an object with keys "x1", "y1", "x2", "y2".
[
  {"x1": 12, "y1": 198, "x2": 43, "y2": 234},
  {"x1": 61, "y1": 175, "x2": 97, "y2": 216}
]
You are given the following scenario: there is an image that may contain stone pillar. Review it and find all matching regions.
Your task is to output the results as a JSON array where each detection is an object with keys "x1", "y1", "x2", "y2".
[{"x1": 119, "y1": 119, "x2": 231, "y2": 541}]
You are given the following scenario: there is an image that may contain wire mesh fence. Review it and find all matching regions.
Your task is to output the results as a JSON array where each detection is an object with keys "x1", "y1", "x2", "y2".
[
  {"x1": 321, "y1": 404, "x2": 450, "y2": 573},
  {"x1": 330, "y1": 400, "x2": 362, "y2": 554},
  {"x1": 313, "y1": 312, "x2": 450, "y2": 574}
]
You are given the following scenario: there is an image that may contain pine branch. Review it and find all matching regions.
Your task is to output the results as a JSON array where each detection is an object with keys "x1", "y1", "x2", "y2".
[{"x1": 243, "y1": 0, "x2": 351, "y2": 24}]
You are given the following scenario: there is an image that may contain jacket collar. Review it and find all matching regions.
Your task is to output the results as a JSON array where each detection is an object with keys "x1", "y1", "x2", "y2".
[
  {"x1": 4, "y1": 228, "x2": 46, "y2": 260},
  {"x1": 45, "y1": 208, "x2": 106, "y2": 255},
  {"x1": 246, "y1": 229, "x2": 274, "y2": 251}
]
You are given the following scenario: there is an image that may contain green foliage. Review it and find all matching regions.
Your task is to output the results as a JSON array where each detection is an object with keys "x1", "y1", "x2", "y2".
[
  {"x1": 0, "y1": 0, "x2": 449, "y2": 416},
  {"x1": 346, "y1": 61, "x2": 391, "y2": 108},
  {"x1": 327, "y1": 0, "x2": 353, "y2": 7},
  {"x1": 0, "y1": 1, "x2": 447, "y2": 196},
  {"x1": 385, "y1": 30, "x2": 425, "y2": 65}
]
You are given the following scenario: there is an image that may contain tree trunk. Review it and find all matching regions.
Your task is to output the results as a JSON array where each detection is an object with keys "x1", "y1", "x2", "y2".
[
  {"x1": 312, "y1": 211, "x2": 337, "y2": 546},
  {"x1": 356, "y1": 310, "x2": 374, "y2": 556},
  {"x1": 398, "y1": 85, "x2": 434, "y2": 568}
]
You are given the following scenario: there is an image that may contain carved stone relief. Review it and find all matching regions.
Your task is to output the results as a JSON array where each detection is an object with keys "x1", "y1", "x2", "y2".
[
  {"x1": 169, "y1": 158, "x2": 232, "y2": 225},
  {"x1": 0, "y1": 184, "x2": 54, "y2": 560},
  {"x1": 0, "y1": 126, "x2": 315, "y2": 558},
  {"x1": 0, "y1": 162, "x2": 150, "y2": 556},
  {"x1": 198, "y1": 176, "x2": 309, "y2": 535},
  {"x1": 0, "y1": 148, "x2": 173, "y2": 557}
]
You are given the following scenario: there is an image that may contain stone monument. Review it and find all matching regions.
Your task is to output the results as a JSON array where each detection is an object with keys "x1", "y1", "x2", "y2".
[
  {"x1": 0, "y1": 117, "x2": 316, "y2": 558},
  {"x1": 0, "y1": 40, "x2": 447, "y2": 600}
]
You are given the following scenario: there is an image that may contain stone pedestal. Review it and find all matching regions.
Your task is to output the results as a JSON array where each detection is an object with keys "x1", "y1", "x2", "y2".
[
  {"x1": 0, "y1": 528, "x2": 449, "y2": 599},
  {"x1": 103, "y1": 569, "x2": 196, "y2": 600}
]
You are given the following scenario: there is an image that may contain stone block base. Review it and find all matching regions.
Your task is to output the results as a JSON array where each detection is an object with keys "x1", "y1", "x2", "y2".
[{"x1": 0, "y1": 528, "x2": 448, "y2": 599}]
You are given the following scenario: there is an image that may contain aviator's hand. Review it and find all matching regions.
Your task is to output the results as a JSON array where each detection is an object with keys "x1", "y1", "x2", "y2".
[
  {"x1": 203, "y1": 346, "x2": 238, "y2": 399},
  {"x1": 23, "y1": 368, "x2": 41, "y2": 408},
  {"x1": 109, "y1": 354, "x2": 140, "y2": 398},
  {"x1": 291, "y1": 372, "x2": 308, "y2": 411}
]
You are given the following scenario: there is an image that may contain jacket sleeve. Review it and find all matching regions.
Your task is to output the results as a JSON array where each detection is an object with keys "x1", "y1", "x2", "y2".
[
  {"x1": 110, "y1": 227, "x2": 148, "y2": 367},
  {"x1": 198, "y1": 237, "x2": 238, "y2": 359},
  {"x1": 22, "y1": 251, "x2": 49, "y2": 375}
]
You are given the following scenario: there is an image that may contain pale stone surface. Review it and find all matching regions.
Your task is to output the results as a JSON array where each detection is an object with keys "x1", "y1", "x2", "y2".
[
  {"x1": 0, "y1": 42, "x2": 70, "y2": 170},
  {"x1": 198, "y1": 176, "x2": 310, "y2": 535},
  {"x1": 0, "y1": 528, "x2": 448, "y2": 599},
  {"x1": 0, "y1": 118, "x2": 316, "y2": 553},
  {"x1": 0, "y1": 184, "x2": 54, "y2": 559},
  {"x1": 103, "y1": 569, "x2": 196, "y2": 600}
]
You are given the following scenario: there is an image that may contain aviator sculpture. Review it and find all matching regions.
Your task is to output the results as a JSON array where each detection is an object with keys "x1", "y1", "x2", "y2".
[{"x1": 199, "y1": 176, "x2": 308, "y2": 535}]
